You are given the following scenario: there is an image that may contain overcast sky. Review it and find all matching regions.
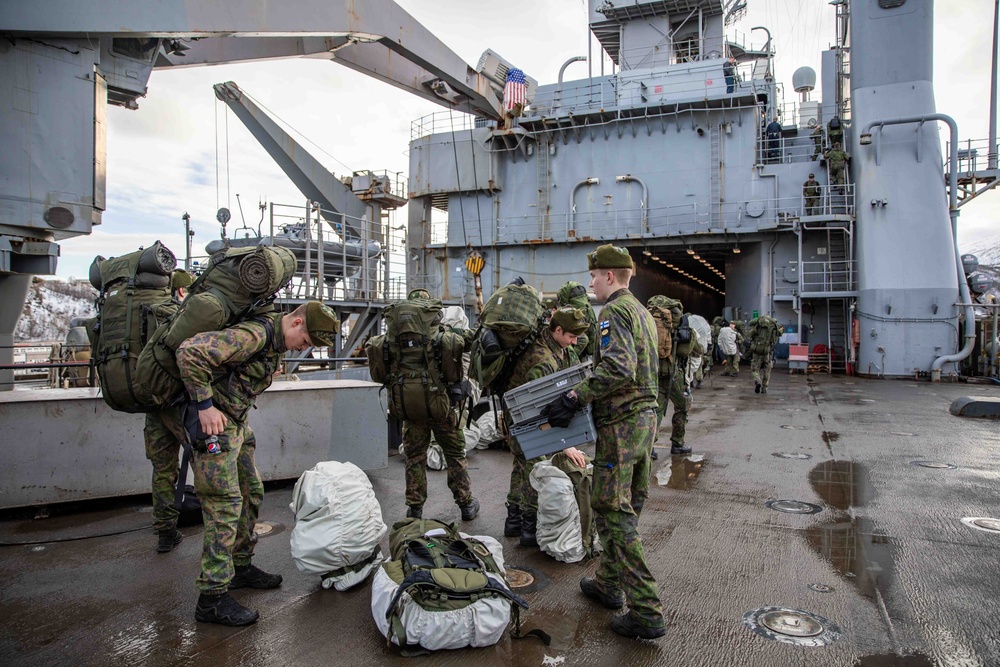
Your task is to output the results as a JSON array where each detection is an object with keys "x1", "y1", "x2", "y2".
[{"x1": 55, "y1": 0, "x2": 999, "y2": 279}]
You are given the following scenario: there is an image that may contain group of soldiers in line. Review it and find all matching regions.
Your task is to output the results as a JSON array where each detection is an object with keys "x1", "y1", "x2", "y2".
[
  {"x1": 803, "y1": 116, "x2": 851, "y2": 215},
  {"x1": 142, "y1": 243, "x2": 784, "y2": 639}
]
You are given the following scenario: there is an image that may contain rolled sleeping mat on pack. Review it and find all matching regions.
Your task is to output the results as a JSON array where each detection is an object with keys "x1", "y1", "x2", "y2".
[
  {"x1": 88, "y1": 255, "x2": 106, "y2": 291},
  {"x1": 136, "y1": 242, "x2": 178, "y2": 276},
  {"x1": 239, "y1": 245, "x2": 293, "y2": 294}
]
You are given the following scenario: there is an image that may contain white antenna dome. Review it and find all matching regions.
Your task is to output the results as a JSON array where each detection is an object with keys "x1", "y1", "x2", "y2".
[{"x1": 792, "y1": 67, "x2": 817, "y2": 93}]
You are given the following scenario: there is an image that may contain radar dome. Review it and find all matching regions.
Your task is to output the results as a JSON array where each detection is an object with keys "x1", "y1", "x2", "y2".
[{"x1": 792, "y1": 67, "x2": 816, "y2": 93}]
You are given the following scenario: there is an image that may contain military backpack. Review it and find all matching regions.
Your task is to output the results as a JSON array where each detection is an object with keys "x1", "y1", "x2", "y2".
[
  {"x1": 365, "y1": 298, "x2": 466, "y2": 423},
  {"x1": 748, "y1": 315, "x2": 782, "y2": 355},
  {"x1": 134, "y1": 244, "x2": 297, "y2": 409},
  {"x1": 469, "y1": 282, "x2": 545, "y2": 393},
  {"x1": 86, "y1": 242, "x2": 179, "y2": 413},
  {"x1": 380, "y1": 518, "x2": 528, "y2": 650},
  {"x1": 646, "y1": 303, "x2": 674, "y2": 362}
]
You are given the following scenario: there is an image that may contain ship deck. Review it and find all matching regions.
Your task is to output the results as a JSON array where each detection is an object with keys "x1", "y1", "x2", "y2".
[{"x1": 2, "y1": 373, "x2": 999, "y2": 666}]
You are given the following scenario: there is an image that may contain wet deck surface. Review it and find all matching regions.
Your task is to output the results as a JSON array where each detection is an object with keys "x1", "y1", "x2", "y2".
[{"x1": 2, "y1": 373, "x2": 999, "y2": 666}]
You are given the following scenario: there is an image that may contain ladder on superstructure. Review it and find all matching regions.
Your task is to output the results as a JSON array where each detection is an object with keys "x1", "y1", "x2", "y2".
[
  {"x1": 536, "y1": 135, "x2": 550, "y2": 237},
  {"x1": 827, "y1": 229, "x2": 850, "y2": 373},
  {"x1": 710, "y1": 124, "x2": 722, "y2": 226}
]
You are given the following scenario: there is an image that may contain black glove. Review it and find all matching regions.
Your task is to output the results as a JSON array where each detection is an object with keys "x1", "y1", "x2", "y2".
[{"x1": 545, "y1": 393, "x2": 579, "y2": 428}]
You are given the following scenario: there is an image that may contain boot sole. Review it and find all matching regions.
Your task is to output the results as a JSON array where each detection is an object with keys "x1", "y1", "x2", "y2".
[
  {"x1": 611, "y1": 622, "x2": 666, "y2": 639},
  {"x1": 195, "y1": 609, "x2": 260, "y2": 626},
  {"x1": 229, "y1": 577, "x2": 282, "y2": 590},
  {"x1": 581, "y1": 582, "x2": 625, "y2": 609},
  {"x1": 156, "y1": 533, "x2": 183, "y2": 553}
]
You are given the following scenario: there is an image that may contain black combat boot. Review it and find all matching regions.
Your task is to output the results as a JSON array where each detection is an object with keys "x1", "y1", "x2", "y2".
[
  {"x1": 761, "y1": 386, "x2": 768, "y2": 394},
  {"x1": 610, "y1": 612, "x2": 666, "y2": 639},
  {"x1": 229, "y1": 563, "x2": 283, "y2": 590},
  {"x1": 754, "y1": 381, "x2": 762, "y2": 394},
  {"x1": 504, "y1": 503, "x2": 522, "y2": 537},
  {"x1": 580, "y1": 577, "x2": 625, "y2": 609},
  {"x1": 671, "y1": 443, "x2": 692, "y2": 456},
  {"x1": 519, "y1": 513, "x2": 538, "y2": 547},
  {"x1": 650, "y1": 448, "x2": 659, "y2": 461},
  {"x1": 459, "y1": 497, "x2": 480, "y2": 521},
  {"x1": 156, "y1": 528, "x2": 183, "y2": 553},
  {"x1": 406, "y1": 505, "x2": 423, "y2": 519},
  {"x1": 194, "y1": 592, "x2": 259, "y2": 626}
]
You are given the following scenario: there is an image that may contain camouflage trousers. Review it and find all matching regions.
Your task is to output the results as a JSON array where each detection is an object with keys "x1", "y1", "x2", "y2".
[
  {"x1": 725, "y1": 354, "x2": 740, "y2": 376},
  {"x1": 507, "y1": 434, "x2": 542, "y2": 513},
  {"x1": 655, "y1": 361, "x2": 688, "y2": 446},
  {"x1": 403, "y1": 412, "x2": 472, "y2": 508},
  {"x1": 143, "y1": 408, "x2": 183, "y2": 532},
  {"x1": 592, "y1": 409, "x2": 664, "y2": 627},
  {"x1": 751, "y1": 352, "x2": 773, "y2": 388},
  {"x1": 191, "y1": 420, "x2": 263, "y2": 593}
]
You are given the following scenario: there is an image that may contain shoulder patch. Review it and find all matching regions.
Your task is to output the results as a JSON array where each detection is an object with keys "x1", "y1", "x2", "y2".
[{"x1": 600, "y1": 320, "x2": 611, "y2": 348}]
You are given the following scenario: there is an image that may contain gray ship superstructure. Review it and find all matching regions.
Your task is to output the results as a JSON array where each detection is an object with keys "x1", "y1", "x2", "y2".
[{"x1": 407, "y1": 0, "x2": 986, "y2": 379}]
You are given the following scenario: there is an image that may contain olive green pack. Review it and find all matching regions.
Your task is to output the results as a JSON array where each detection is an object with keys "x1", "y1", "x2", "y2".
[
  {"x1": 548, "y1": 452, "x2": 601, "y2": 559},
  {"x1": 381, "y1": 518, "x2": 528, "y2": 648},
  {"x1": 469, "y1": 283, "x2": 545, "y2": 393},
  {"x1": 366, "y1": 298, "x2": 466, "y2": 423},
  {"x1": 748, "y1": 315, "x2": 781, "y2": 355},
  {"x1": 134, "y1": 244, "x2": 297, "y2": 409},
  {"x1": 87, "y1": 242, "x2": 179, "y2": 413}
]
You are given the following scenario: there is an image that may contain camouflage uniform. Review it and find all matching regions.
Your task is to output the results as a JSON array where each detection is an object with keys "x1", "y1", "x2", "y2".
[
  {"x1": 574, "y1": 288, "x2": 664, "y2": 629},
  {"x1": 656, "y1": 357, "x2": 688, "y2": 447},
  {"x1": 505, "y1": 328, "x2": 579, "y2": 512},
  {"x1": 825, "y1": 147, "x2": 849, "y2": 186},
  {"x1": 748, "y1": 317, "x2": 778, "y2": 391},
  {"x1": 402, "y1": 413, "x2": 472, "y2": 508},
  {"x1": 803, "y1": 177, "x2": 822, "y2": 215},
  {"x1": 176, "y1": 312, "x2": 283, "y2": 593},
  {"x1": 143, "y1": 407, "x2": 184, "y2": 532},
  {"x1": 811, "y1": 124, "x2": 825, "y2": 159}
]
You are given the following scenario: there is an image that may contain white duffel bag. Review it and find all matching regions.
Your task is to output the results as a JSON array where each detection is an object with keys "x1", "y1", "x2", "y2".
[{"x1": 289, "y1": 461, "x2": 387, "y2": 591}]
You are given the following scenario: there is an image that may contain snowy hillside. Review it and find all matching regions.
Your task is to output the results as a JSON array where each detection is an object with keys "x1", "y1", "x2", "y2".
[
  {"x1": 15, "y1": 279, "x2": 97, "y2": 343},
  {"x1": 963, "y1": 237, "x2": 1000, "y2": 267}
]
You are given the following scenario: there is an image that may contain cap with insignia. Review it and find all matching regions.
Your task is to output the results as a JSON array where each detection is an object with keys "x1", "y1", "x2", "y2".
[
  {"x1": 408, "y1": 288, "x2": 430, "y2": 300},
  {"x1": 305, "y1": 301, "x2": 340, "y2": 346},
  {"x1": 587, "y1": 244, "x2": 635, "y2": 270},
  {"x1": 170, "y1": 269, "x2": 194, "y2": 291},
  {"x1": 551, "y1": 307, "x2": 589, "y2": 335}
]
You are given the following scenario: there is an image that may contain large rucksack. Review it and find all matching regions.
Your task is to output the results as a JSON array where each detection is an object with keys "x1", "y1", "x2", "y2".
[
  {"x1": 86, "y1": 242, "x2": 179, "y2": 413},
  {"x1": 365, "y1": 298, "x2": 466, "y2": 423},
  {"x1": 529, "y1": 452, "x2": 601, "y2": 563},
  {"x1": 134, "y1": 244, "x2": 297, "y2": 409},
  {"x1": 371, "y1": 518, "x2": 528, "y2": 653},
  {"x1": 749, "y1": 315, "x2": 781, "y2": 355},
  {"x1": 468, "y1": 283, "x2": 545, "y2": 394},
  {"x1": 289, "y1": 461, "x2": 387, "y2": 591},
  {"x1": 646, "y1": 303, "x2": 674, "y2": 362}
]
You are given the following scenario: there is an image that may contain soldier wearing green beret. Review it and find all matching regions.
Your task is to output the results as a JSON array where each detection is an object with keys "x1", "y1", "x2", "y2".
[
  {"x1": 407, "y1": 288, "x2": 430, "y2": 300},
  {"x1": 502, "y1": 307, "x2": 590, "y2": 547},
  {"x1": 170, "y1": 300, "x2": 338, "y2": 627},
  {"x1": 545, "y1": 243, "x2": 665, "y2": 639},
  {"x1": 557, "y1": 280, "x2": 599, "y2": 360}
]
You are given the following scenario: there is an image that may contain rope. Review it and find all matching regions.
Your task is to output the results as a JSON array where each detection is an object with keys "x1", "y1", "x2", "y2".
[{"x1": 448, "y1": 110, "x2": 470, "y2": 247}]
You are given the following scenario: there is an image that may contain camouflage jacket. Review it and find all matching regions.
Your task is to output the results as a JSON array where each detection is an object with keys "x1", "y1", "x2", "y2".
[
  {"x1": 574, "y1": 288, "x2": 659, "y2": 426},
  {"x1": 803, "y1": 179, "x2": 821, "y2": 197},
  {"x1": 507, "y1": 328, "x2": 579, "y2": 392},
  {"x1": 825, "y1": 148, "x2": 849, "y2": 170},
  {"x1": 177, "y1": 311, "x2": 286, "y2": 423}
]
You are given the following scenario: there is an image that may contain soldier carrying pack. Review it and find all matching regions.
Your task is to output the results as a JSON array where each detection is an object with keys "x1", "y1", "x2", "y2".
[
  {"x1": 365, "y1": 297, "x2": 467, "y2": 423},
  {"x1": 748, "y1": 315, "x2": 781, "y2": 355}
]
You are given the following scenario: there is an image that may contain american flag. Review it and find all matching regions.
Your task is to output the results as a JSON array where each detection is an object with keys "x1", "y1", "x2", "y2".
[{"x1": 503, "y1": 68, "x2": 527, "y2": 112}]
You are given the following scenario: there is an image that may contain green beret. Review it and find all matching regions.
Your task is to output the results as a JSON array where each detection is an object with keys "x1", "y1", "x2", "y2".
[
  {"x1": 305, "y1": 301, "x2": 340, "y2": 346},
  {"x1": 170, "y1": 269, "x2": 194, "y2": 291},
  {"x1": 408, "y1": 288, "x2": 430, "y2": 300},
  {"x1": 557, "y1": 281, "x2": 589, "y2": 308},
  {"x1": 587, "y1": 244, "x2": 634, "y2": 270},
  {"x1": 551, "y1": 307, "x2": 589, "y2": 335}
]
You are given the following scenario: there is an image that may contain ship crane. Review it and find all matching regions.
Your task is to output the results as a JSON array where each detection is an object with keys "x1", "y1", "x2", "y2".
[{"x1": 0, "y1": 0, "x2": 506, "y2": 390}]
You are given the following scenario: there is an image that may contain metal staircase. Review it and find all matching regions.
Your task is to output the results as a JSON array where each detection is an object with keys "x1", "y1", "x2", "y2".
[{"x1": 826, "y1": 229, "x2": 850, "y2": 373}]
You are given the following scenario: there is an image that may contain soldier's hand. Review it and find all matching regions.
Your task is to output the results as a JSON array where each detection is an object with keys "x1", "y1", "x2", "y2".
[
  {"x1": 562, "y1": 447, "x2": 587, "y2": 468},
  {"x1": 199, "y1": 405, "x2": 228, "y2": 436},
  {"x1": 544, "y1": 393, "x2": 579, "y2": 428}
]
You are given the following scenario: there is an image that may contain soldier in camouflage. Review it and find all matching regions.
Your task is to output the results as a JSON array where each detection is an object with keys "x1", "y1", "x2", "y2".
[
  {"x1": 546, "y1": 244, "x2": 666, "y2": 640},
  {"x1": 144, "y1": 269, "x2": 193, "y2": 554},
  {"x1": 504, "y1": 307, "x2": 589, "y2": 547},
  {"x1": 748, "y1": 316, "x2": 780, "y2": 394},
  {"x1": 557, "y1": 281, "x2": 599, "y2": 360},
  {"x1": 176, "y1": 300, "x2": 339, "y2": 627}
]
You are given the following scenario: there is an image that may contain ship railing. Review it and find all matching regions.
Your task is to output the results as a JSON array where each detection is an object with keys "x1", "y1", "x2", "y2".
[
  {"x1": 757, "y1": 135, "x2": 824, "y2": 165},
  {"x1": 945, "y1": 138, "x2": 997, "y2": 178},
  {"x1": 352, "y1": 169, "x2": 408, "y2": 201},
  {"x1": 615, "y1": 34, "x2": 729, "y2": 70},
  {"x1": 411, "y1": 110, "x2": 478, "y2": 141},
  {"x1": 773, "y1": 266, "x2": 799, "y2": 297},
  {"x1": 774, "y1": 102, "x2": 843, "y2": 132},
  {"x1": 799, "y1": 260, "x2": 856, "y2": 294},
  {"x1": 250, "y1": 201, "x2": 405, "y2": 304},
  {"x1": 800, "y1": 184, "x2": 855, "y2": 218}
]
